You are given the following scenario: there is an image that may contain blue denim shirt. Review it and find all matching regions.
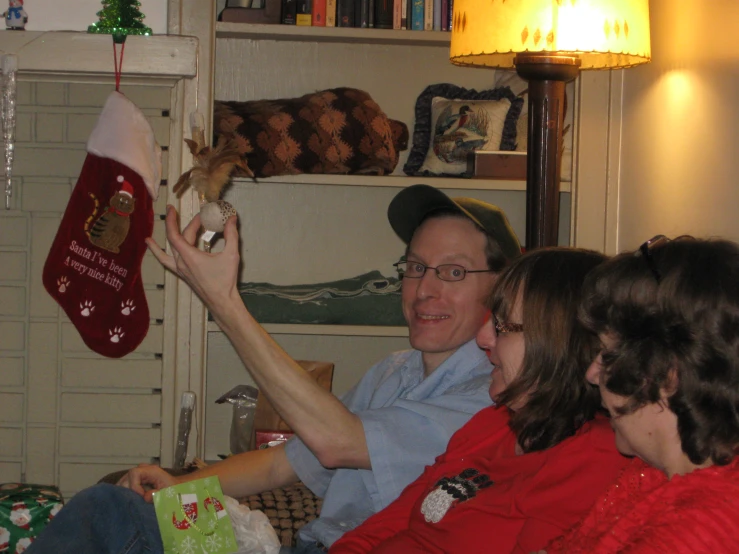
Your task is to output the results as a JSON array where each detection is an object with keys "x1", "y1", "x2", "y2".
[{"x1": 284, "y1": 339, "x2": 493, "y2": 547}]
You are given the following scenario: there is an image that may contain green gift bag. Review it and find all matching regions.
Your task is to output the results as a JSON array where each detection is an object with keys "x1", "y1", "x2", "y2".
[{"x1": 153, "y1": 476, "x2": 238, "y2": 554}]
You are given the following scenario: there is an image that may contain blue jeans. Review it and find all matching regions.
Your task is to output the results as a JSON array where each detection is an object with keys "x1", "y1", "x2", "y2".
[{"x1": 26, "y1": 483, "x2": 163, "y2": 554}]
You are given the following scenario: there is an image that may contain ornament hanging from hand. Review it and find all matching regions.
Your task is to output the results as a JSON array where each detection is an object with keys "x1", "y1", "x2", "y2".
[{"x1": 173, "y1": 132, "x2": 251, "y2": 249}]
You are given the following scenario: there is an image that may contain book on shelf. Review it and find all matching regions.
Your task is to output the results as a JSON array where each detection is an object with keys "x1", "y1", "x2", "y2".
[
  {"x1": 393, "y1": 0, "x2": 402, "y2": 29},
  {"x1": 411, "y1": 0, "x2": 423, "y2": 30},
  {"x1": 282, "y1": 0, "x2": 297, "y2": 24},
  {"x1": 296, "y1": 0, "x2": 312, "y2": 24},
  {"x1": 424, "y1": 0, "x2": 433, "y2": 30},
  {"x1": 400, "y1": 0, "x2": 407, "y2": 28},
  {"x1": 355, "y1": 0, "x2": 370, "y2": 27},
  {"x1": 374, "y1": 0, "x2": 394, "y2": 29},
  {"x1": 326, "y1": 0, "x2": 337, "y2": 25},
  {"x1": 337, "y1": 0, "x2": 355, "y2": 26},
  {"x1": 440, "y1": 0, "x2": 448, "y2": 30},
  {"x1": 369, "y1": 0, "x2": 375, "y2": 27},
  {"x1": 312, "y1": 0, "x2": 327, "y2": 25},
  {"x1": 433, "y1": 0, "x2": 441, "y2": 30}
]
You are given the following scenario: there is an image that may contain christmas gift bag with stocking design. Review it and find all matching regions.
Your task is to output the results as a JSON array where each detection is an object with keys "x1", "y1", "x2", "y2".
[{"x1": 43, "y1": 91, "x2": 161, "y2": 358}]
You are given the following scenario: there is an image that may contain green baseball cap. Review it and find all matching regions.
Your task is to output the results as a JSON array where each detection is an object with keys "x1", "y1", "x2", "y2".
[{"x1": 388, "y1": 184, "x2": 521, "y2": 260}]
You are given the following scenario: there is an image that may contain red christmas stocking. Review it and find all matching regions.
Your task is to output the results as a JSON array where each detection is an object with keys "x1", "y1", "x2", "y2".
[{"x1": 43, "y1": 91, "x2": 162, "y2": 358}]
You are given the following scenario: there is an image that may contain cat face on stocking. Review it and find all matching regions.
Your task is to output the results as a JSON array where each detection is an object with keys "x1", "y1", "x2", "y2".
[{"x1": 87, "y1": 190, "x2": 135, "y2": 254}]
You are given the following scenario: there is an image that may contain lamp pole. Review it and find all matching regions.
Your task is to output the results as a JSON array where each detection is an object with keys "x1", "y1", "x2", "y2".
[{"x1": 514, "y1": 54, "x2": 580, "y2": 250}]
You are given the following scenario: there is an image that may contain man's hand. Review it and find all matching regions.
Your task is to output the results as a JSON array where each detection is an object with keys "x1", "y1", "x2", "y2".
[
  {"x1": 117, "y1": 464, "x2": 180, "y2": 503},
  {"x1": 145, "y1": 205, "x2": 240, "y2": 318}
]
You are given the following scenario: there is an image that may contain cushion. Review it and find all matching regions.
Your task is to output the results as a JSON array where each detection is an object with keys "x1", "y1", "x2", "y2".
[
  {"x1": 214, "y1": 88, "x2": 409, "y2": 178},
  {"x1": 240, "y1": 482, "x2": 322, "y2": 548},
  {"x1": 403, "y1": 83, "x2": 523, "y2": 177}
]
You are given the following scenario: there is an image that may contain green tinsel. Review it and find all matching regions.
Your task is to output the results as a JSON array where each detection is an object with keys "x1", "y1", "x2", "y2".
[{"x1": 87, "y1": 0, "x2": 152, "y2": 44}]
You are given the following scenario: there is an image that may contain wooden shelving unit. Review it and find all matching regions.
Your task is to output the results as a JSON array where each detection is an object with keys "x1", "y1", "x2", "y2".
[{"x1": 216, "y1": 22, "x2": 452, "y2": 46}]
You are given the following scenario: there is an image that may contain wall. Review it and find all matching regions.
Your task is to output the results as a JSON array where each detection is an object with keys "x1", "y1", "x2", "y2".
[
  {"x1": 617, "y1": 0, "x2": 739, "y2": 250},
  {"x1": 19, "y1": 0, "x2": 167, "y2": 34}
]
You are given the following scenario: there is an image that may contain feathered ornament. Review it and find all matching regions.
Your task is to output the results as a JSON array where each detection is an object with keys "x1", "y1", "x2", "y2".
[
  {"x1": 173, "y1": 134, "x2": 253, "y2": 202},
  {"x1": 173, "y1": 129, "x2": 253, "y2": 251}
]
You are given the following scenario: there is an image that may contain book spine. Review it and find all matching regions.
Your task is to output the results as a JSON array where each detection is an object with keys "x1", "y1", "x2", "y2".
[
  {"x1": 312, "y1": 0, "x2": 327, "y2": 25},
  {"x1": 374, "y1": 0, "x2": 394, "y2": 29},
  {"x1": 424, "y1": 0, "x2": 433, "y2": 30},
  {"x1": 411, "y1": 0, "x2": 423, "y2": 30},
  {"x1": 296, "y1": 0, "x2": 312, "y2": 24},
  {"x1": 282, "y1": 0, "x2": 297, "y2": 24},
  {"x1": 440, "y1": 0, "x2": 448, "y2": 30},
  {"x1": 354, "y1": 0, "x2": 369, "y2": 27},
  {"x1": 433, "y1": 0, "x2": 441, "y2": 30},
  {"x1": 369, "y1": 0, "x2": 375, "y2": 27},
  {"x1": 326, "y1": 0, "x2": 337, "y2": 26},
  {"x1": 401, "y1": 0, "x2": 408, "y2": 28},
  {"x1": 337, "y1": 0, "x2": 355, "y2": 26},
  {"x1": 448, "y1": 0, "x2": 453, "y2": 31},
  {"x1": 393, "y1": 0, "x2": 402, "y2": 29}
]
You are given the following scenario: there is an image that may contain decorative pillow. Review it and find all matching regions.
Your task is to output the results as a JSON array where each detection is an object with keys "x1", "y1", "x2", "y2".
[
  {"x1": 403, "y1": 83, "x2": 524, "y2": 177},
  {"x1": 214, "y1": 88, "x2": 409, "y2": 178}
]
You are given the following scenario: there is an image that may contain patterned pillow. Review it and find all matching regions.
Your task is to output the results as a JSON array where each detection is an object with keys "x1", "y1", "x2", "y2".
[
  {"x1": 419, "y1": 97, "x2": 515, "y2": 176},
  {"x1": 214, "y1": 88, "x2": 409, "y2": 178},
  {"x1": 403, "y1": 83, "x2": 523, "y2": 177}
]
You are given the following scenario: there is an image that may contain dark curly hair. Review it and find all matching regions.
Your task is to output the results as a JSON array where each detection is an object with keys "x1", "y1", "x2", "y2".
[
  {"x1": 579, "y1": 238, "x2": 739, "y2": 466},
  {"x1": 490, "y1": 247, "x2": 607, "y2": 453}
]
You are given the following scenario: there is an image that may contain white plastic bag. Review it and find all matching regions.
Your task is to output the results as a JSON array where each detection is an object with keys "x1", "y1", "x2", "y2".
[{"x1": 224, "y1": 495, "x2": 281, "y2": 554}]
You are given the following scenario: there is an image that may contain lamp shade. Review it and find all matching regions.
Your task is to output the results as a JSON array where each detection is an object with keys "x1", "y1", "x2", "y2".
[{"x1": 450, "y1": 0, "x2": 651, "y2": 70}]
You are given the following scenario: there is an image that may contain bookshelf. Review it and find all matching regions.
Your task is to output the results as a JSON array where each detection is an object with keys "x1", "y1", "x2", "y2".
[
  {"x1": 216, "y1": 21, "x2": 452, "y2": 46},
  {"x1": 204, "y1": 17, "x2": 573, "y2": 458}
]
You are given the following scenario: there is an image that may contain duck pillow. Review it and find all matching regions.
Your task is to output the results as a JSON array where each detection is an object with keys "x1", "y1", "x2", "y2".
[{"x1": 403, "y1": 83, "x2": 523, "y2": 177}]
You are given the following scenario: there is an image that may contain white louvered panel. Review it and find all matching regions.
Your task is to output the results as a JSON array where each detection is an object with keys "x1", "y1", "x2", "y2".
[
  {"x1": 0, "y1": 463, "x2": 22, "y2": 483},
  {"x1": 60, "y1": 393, "x2": 161, "y2": 424},
  {"x1": 0, "y1": 428, "x2": 22, "y2": 456},
  {"x1": 59, "y1": 427, "x2": 160, "y2": 458},
  {"x1": 61, "y1": 358, "x2": 162, "y2": 389},
  {"x1": 0, "y1": 394, "x2": 23, "y2": 422}
]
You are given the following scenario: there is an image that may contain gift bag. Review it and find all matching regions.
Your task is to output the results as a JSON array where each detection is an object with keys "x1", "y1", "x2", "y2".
[
  {"x1": 153, "y1": 476, "x2": 238, "y2": 554},
  {"x1": 0, "y1": 483, "x2": 64, "y2": 552}
]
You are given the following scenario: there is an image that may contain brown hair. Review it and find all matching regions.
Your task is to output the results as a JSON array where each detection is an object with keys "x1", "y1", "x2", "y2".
[
  {"x1": 491, "y1": 247, "x2": 607, "y2": 452},
  {"x1": 580, "y1": 238, "x2": 739, "y2": 466}
]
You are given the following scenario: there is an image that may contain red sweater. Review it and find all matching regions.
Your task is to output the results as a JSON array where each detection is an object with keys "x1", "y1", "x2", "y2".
[
  {"x1": 547, "y1": 456, "x2": 739, "y2": 553},
  {"x1": 330, "y1": 406, "x2": 628, "y2": 554}
]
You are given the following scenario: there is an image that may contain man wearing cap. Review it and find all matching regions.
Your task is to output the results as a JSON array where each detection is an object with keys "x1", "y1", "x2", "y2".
[{"x1": 26, "y1": 185, "x2": 520, "y2": 554}]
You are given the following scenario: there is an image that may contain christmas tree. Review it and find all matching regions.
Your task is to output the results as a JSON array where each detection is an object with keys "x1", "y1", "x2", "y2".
[{"x1": 88, "y1": 0, "x2": 153, "y2": 44}]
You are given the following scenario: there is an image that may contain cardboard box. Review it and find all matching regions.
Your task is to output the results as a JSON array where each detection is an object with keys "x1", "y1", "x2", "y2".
[{"x1": 468, "y1": 151, "x2": 527, "y2": 180}]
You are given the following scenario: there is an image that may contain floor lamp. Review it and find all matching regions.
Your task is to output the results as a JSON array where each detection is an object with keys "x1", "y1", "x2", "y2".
[{"x1": 450, "y1": 0, "x2": 651, "y2": 250}]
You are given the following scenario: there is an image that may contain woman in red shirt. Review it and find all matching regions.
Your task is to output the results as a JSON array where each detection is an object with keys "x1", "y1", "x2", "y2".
[
  {"x1": 545, "y1": 237, "x2": 739, "y2": 553},
  {"x1": 330, "y1": 248, "x2": 630, "y2": 554}
]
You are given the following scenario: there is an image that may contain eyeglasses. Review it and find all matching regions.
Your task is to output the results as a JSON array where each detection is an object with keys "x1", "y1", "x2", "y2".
[
  {"x1": 394, "y1": 260, "x2": 495, "y2": 282},
  {"x1": 493, "y1": 314, "x2": 523, "y2": 336},
  {"x1": 636, "y1": 234, "x2": 693, "y2": 283}
]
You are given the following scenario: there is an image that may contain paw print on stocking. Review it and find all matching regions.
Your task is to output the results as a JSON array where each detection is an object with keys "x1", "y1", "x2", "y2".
[
  {"x1": 121, "y1": 299, "x2": 136, "y2": 315},
  {"x1": 109, "y1": 327, "x2": 125, "y2": 343},
  {"x1": 420, "y1": 468, "x2": 493, "y2": 523},
  {"x1": 57, "y1": 276, "x2": 70, "y2": 293},
  {"x1": 80, "y1": 300, "x2": 95, "y2": 317}
]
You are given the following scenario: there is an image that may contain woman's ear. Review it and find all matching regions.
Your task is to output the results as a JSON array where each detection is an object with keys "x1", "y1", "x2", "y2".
[{"x1": 660, "y1": 365, "x2": 680, "y2": 400}]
